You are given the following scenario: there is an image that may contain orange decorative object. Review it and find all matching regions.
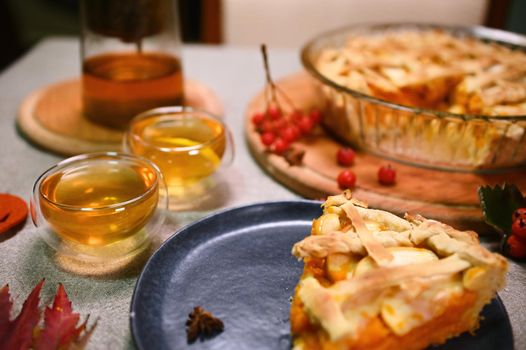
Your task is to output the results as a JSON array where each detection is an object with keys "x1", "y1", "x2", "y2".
[{"x1": 0, "y1": 193, "x2": 28, "y2": 234}]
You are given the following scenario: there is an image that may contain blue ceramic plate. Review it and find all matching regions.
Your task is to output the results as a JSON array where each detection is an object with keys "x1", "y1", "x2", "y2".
[{"x1": 130, "y1": 201, "x2": 513, "y2": 350}]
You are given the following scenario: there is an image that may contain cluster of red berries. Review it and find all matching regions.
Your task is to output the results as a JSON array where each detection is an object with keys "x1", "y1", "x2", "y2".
[
  {"x1": 253, "y1": 106, "x2": 322, "y2": 155},
  {"x1": 335, "y1": 147, "x2": 397, "y2": 190},
  {"x1": 506, "y1": 208, "x2": 526, "y2": 259}
]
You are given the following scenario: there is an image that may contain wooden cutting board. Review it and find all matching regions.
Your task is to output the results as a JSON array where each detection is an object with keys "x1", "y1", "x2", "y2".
[
  {"x1": 17, "y1": 78, "x2": 223, "y2": 156},
  {"x1": 245, "y1": 72, "x2": 526, "y2": 231}
]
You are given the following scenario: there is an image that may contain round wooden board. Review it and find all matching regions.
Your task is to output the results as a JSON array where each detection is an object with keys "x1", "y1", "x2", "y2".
[
  {"x1": 245, "y1": 72, "x2": 526, "y2": 231},
  {"x1": 17, "y1": 78, "x2": 223, "y2": 156}
]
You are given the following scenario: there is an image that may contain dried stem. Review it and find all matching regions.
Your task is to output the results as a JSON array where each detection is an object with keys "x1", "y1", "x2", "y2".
[
  {"x1": 260, "y1": 44, "x2": 297, "y2": 112},
  {"x1": 275, "y1": 84, "x2": 297, "y2": 111},
  {"x1": 261, "y1": 44, "x2": 278, "y2": 106}
]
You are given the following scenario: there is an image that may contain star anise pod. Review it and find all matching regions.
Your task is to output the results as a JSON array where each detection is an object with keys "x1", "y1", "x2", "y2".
[{"x1": 185, "y1": 306, "x2": 224, "y2": 343}]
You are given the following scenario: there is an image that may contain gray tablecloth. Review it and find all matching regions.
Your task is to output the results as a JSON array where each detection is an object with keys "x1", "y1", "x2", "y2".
[{"x1": 0, "y1": 38, "x2": 524, "y2": 349}]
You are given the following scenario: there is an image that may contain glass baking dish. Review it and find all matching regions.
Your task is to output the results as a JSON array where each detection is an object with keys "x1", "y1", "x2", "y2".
[{"x1": 301, "y1": 23, "x2": 526, "y2": 172}]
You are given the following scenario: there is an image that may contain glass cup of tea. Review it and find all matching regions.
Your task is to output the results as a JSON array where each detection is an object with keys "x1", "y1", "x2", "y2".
[
  {"x1": 80, "y1": 0, "x2": 184, "y2": 129},
  {"x1": 31, "y1": 152, "x2": 168, "y2": 261},
  {"x1": 123, "y1": 106, "x2": 234, "y2": 210}
]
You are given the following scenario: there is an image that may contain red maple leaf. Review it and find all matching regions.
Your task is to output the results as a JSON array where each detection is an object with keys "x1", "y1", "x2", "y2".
[
  {"x1": 0, "y1": 280, "x2": 97, "y2": 350},
  {"x1": 1, "y1": 279, "x2": 44, "y2": 350},
  {"x1": 35, "y1": 284, "x2": 84, "y2": 350},
  {"x1": 0, "y1": 284, "x2": 14, "y2": 339}
]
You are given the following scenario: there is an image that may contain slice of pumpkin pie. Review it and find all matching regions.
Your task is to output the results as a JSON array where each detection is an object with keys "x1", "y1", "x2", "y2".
[{"x1": 290, "y1": 191, "x2": 508, "y2": 350}]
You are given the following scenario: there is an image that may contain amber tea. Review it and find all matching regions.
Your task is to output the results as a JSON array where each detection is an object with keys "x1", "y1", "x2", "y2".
[
  {"x1": 82, "y1": 52, "x2": 184, "y2": 129},
  {"x1": 126, "y1": 110, "x2": 228, "y2": 193},
  {"x1": 38, "y1": 158, "x2": 159, "y2": 246}
]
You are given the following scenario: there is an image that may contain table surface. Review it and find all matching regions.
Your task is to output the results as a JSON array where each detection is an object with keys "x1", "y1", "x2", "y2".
[{"x1": 0, "y1": 38, "x2": 524, "y2": 349}]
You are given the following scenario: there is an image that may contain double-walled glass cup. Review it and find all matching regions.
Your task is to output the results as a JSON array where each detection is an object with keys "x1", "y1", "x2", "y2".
[
  {"x1": 123, "y1": 107, "x2": 234, "y2": 209},
  {"x1": 81, "y1": 0, "x2": 184, "y2": 129},
  {"x1": 31, "y1": 152, "x2": 168, "y2": 261}
]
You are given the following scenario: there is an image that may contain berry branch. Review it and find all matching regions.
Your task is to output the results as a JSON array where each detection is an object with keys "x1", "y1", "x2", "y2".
[
  {"x1": 260, "y1": 44, "x2": 297, "y2": 114},
  {"x1": 252, "y1": 44, "x2": 323, "y2": 160}
]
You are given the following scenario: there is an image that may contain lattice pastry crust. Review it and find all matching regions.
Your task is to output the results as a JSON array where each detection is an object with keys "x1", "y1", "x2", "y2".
[{"x1": 317, "y1": 30, "x2": 526, "y2": 116}]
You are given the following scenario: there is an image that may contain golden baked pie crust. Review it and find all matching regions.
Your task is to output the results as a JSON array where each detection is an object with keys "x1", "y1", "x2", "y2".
[{"x1": 316, "y1": 30, "x2": 526, "y2": 116}]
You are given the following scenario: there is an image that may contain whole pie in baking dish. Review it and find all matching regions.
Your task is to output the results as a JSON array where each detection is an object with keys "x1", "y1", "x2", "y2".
[
  {"x1": 307, "y1": 27, "x2": 526, "y2": 170},
  {"x1": 317, "y1": 29, "x2": 526, "y2": 116},
  {"x1": 290, "y1": 191, "x2": 508, "y2": 350}
]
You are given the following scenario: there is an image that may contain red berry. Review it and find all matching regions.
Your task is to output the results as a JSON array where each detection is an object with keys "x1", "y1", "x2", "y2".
[
  {"x1": 291, "y1": 125, "x2": 301, "y2": 138},
  {"x1": 337, "y1": 170, "x2": 356, "y2": 190},
  {"x1": 309, "y1": 109, "x2": 322, "y2": 124},
  {"x1": 280, "y1": 127, "x2": 297, "y2": 143},
  {"x1": 298, "y1": 116, "x2": 314, "y2": 135},
  {"x1": 512, "y1": 217, "x2": 526, "y2": 240},
  {"x1": 290, "y1": 110, "x2": 304, "y2": 123},
  {"x1": 280, "y1": 125, "x2": 301, "y2": 143},
  {"x1": 260, "y1": 120, "x2": 274, "y2": 133},
  {"x1": 336, "y1": 147, "x2": 355, "y2": 166},
  {"x1": 251, "y1": 112, "x2": 265, "y2": 125},
  {"x1": 378, "y1": 164, "x2": 396, "y2": 185},
  {"x1": 273, "y1": 118, "x2": 288, "y2": 131},
  {"x1": 260, "y1": 132, "x2": 275, "y2": 147},
  {"x1": 272, "y1": 138, "x2": 289, "y2": 155},
  {"x1": 267, "y1": 106, "x2": 282, "y2": 120},
  {"x1": 507, "y1": 235, "x2": 526, "y2": 259}
]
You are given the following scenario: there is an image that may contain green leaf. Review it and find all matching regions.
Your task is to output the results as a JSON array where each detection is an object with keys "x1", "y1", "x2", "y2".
[{"x1": 478, "y1": 183, "x2": 526, "y2": 235}]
